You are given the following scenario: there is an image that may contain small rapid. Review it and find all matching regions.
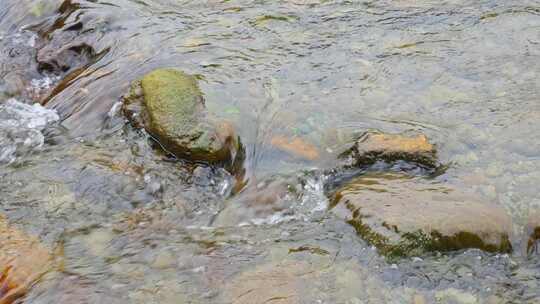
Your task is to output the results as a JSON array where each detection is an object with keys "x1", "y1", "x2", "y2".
[{"x1": 0, "y1": 98, "x2": 59, "y2": 164}]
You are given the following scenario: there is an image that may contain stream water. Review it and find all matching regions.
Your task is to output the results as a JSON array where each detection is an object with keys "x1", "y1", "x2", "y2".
[{"x1": 1, "y1": 0, "x2": 540, "y2": 303}]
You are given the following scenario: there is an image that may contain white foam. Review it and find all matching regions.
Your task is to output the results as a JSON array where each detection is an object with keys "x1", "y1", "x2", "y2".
[
  {"x1": 1, "y1": 98, "x2": 59, "y2": 128},
  {"x1": 0, "y1": 99, "x2": 59, "y2": 164},
  {"x1": 107, "y1": 101, "x2": 123, "y2": 118},
  {"x1": 27, "y1": 75, "x2": 60, "y2": 99},
  {"x1": 27, "y1": 34, "x2": 37, "y2": 48},
  {"x1": 248, "y1": 211, "x2": 298, "y2": 226},
  {"x1": 300, "y1": 175, "x2": 329, "y2": 213},
  {"x1": 238, "y1": 174, "x2": 330, "y2": 227}
]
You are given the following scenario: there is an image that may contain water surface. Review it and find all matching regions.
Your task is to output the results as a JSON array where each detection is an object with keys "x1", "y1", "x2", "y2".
[{"x1": 1, "y1": 0, "x2": 540, "y2": 303}]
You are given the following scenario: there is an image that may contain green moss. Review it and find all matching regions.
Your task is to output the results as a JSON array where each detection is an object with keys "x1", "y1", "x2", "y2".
[
  {"x1": 348, "y1": 214, "x2": 512, "y2": 260},
  {"x1": 134, "y1": 69, "x2": 230, "y2": 162},
  {"x1": 141, "y1": 69, "x2": 203, "y2": 135},
  {"x1": 348, "y1": 217, "x2": 438, "y2": 260}
]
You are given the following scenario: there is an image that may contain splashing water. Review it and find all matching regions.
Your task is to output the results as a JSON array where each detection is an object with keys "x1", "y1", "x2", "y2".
[{"x1": 0, "y1": 99, "x2": 59, "y2": 164}]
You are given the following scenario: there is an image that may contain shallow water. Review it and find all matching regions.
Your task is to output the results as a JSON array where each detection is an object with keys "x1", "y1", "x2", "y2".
[{"x1": 1, "y1": 0, "x2": 540, "y2": 303}]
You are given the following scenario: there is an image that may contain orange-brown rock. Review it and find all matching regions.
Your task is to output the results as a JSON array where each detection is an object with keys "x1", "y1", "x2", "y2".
[
  {"x1": 0, "y1": 216, "x2": 52, "y2": 304},
  {"x1": 345, "y1": 131, "x2": 437, "y2": 168},
  {"x1": 270, "y1": 135, "x2": 320, "y2": 161},
  {"x1": 331, "y1": 173, "x2": 512, "y2": 257}
]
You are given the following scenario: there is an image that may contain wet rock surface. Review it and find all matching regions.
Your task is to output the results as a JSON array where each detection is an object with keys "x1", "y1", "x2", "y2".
[
  {"x1": 224, "y1": 260, "x2": 309, "y2": 304},
  {"x1": 223, "y1": 250, "x2": 415, "y2": 304},
  {"x1": 37, "y1": 43, "x2": 97, "y2": 75},
  {"x1": 0, "y1": 32, "x2": 44, "y2": 102},
  {"x1": 123, "y1": 68, "x2": 243, "y2": 167},
  {"x1": 34, "y1": 0, "x2": 109, "y2": 102},
  {"x1": 331, "y1": 173, "x2": 513, "y2": 257},
  {"x1": 342, "y1": 131, "x2": 438, "y2": 169}
]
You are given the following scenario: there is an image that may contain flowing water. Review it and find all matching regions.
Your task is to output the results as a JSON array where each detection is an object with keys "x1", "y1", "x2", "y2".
[{"x1": 1, "y1": 0, "x2": 540, "y2": 303}]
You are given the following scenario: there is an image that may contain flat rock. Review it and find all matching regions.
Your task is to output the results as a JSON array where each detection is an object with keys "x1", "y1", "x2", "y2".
[
  {"x1": 343, "y1": 131, "x2": 437, "y2": 168},
  {"x1": 224, "y1": 261, "x2": 308, "y2": 304},
  {"x1": 330, "y1": 173, "x2": 512, "y2": 257},
  {"x1": 222, "y1": 256, "x2": 415, "y2": 303},
  {"x1": 123, "y1": 68, "x2": 243, "y2": 165},
  {"x1": 0, "y1": 216, "x2": 53, "y2": 304}
]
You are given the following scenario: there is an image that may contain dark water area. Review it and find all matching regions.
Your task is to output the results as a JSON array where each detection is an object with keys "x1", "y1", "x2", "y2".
[{"x1": 1, "y1": 0, "x2": 540, "y2": 303}]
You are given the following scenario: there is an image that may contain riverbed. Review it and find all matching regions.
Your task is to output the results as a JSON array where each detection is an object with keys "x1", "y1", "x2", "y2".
[{"x1": 1, "y1": 0, "x2": 540, "y2": 303}]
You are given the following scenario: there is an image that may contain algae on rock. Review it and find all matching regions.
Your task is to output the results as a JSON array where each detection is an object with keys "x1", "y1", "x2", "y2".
[
  {"x1": 330, "y1": 173, "x2": 513, "y2": 258},
  {"x1": 123, "y1": 68, "x2": 243, "y2": 167}
]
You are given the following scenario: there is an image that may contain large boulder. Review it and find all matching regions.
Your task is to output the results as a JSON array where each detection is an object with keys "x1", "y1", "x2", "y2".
[
  {"x1": 330, "y1": 173, "x2": 512, "y2": 258},
  {"x1": 0, "y1": 216, "x2": 53, "y2": 304},
  {"x1": 123, "y1": 68, "x2": 243, "y2": 165}
]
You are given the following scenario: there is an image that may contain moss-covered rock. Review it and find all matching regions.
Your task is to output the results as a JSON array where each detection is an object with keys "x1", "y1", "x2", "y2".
[
  {"x1": 123, "y1": 68, "x2": 243, "y2": 165},
  {"x1": 330, "y1": 173, "x2": 512, "y2": 258}
]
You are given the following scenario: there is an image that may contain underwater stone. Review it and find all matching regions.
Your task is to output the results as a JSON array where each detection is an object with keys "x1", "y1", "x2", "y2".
[
  {"x1": 270, "y1": 135, "x2": 320, "y2": 161},
  {"x1": 343, "y1": 131, "x2": 437, "y2": 168},
  {"x1": 330, "y1": 173, "x2": 512, "y2": 258}
]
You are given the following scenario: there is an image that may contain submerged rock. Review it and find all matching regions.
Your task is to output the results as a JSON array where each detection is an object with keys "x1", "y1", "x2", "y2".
[
  {"x1": 525, "y1": 212, "x2": 540, "y2": 256},
  {"x1": 0, "y1": 216, "x2": 53, "y2": 304},
  {"x1": 222, "y1": 256, "x2": 415, "y2": 304},
  {"x1": 37, "y1": 42, "x2": 98, "y2": 75},
  {"x1": 342, "y1": 131, "x2": 437, "y2": 168},
  {"x1": 330, "y1": 173, "x2": 512, "y2": 257},
  {"x1": 224, "y1": 260, "x2": 309, "y2": 304},
  {"x1": 0, "y1": 31, "x2": 43, "y2": 102},
  {"x1": 270, "y1": 135, "x2": 320, "y2": 161},
  {"x1": 123, "y1": 68, "x2": 243, "y2": 166}
]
